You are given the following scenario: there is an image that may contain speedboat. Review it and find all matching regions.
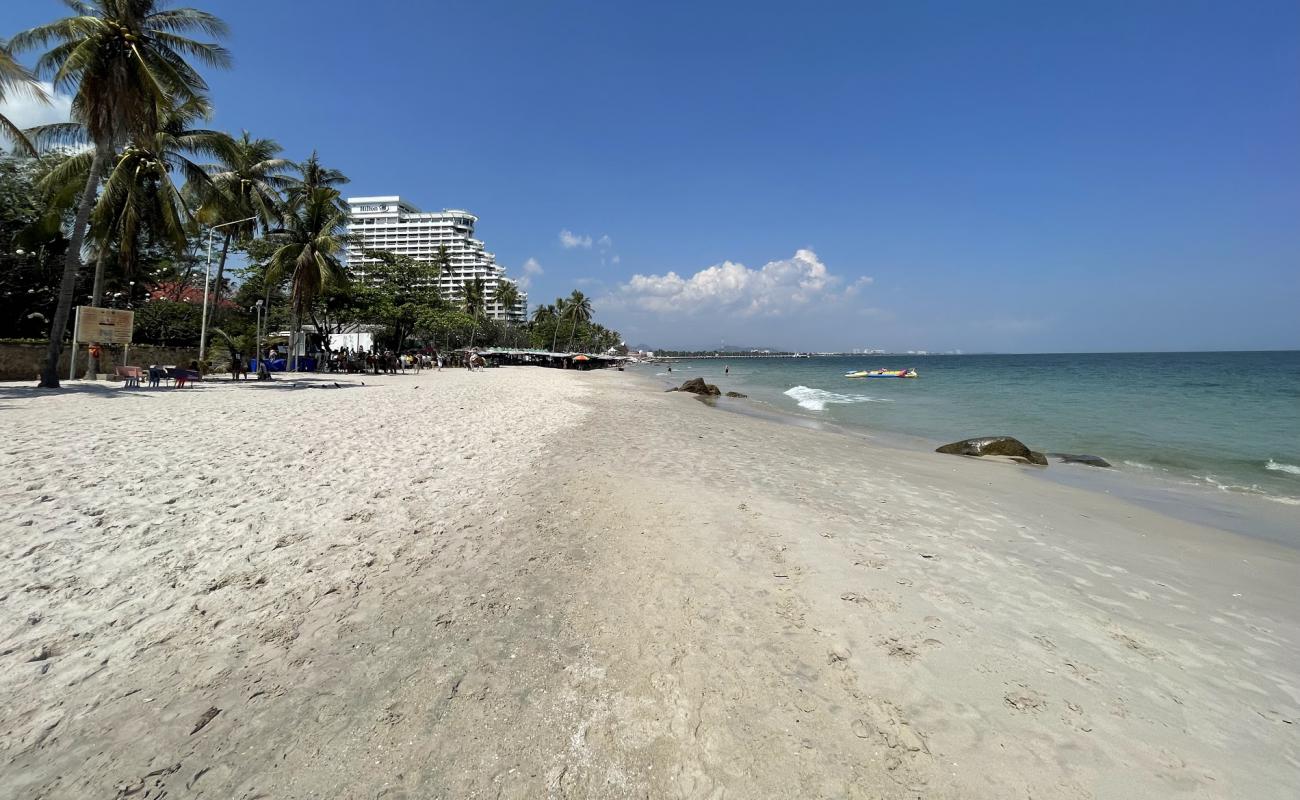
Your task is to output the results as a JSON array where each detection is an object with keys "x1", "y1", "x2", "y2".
[{"x1": 845, "y1": 368, "x2": 918, "y2": 378}]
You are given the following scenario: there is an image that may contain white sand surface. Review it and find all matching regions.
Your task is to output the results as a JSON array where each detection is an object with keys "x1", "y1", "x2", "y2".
[{"x1": 1, "y1": 368, "x2": 1296, "y2": 799}]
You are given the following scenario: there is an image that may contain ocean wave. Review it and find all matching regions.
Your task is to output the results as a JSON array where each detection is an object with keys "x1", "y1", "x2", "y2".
[
  {"x1": 1264, "y1": 459, "x2": 1300, "y2": 476},
  {"x1": 1122, "y1": 460, "x2": 1156, "y2": 471},
  {"x1": 784, "y1": 385, "x2": 894, "y2": 412},
  {"x1": 1192, "y1": 474, "x2": 1270, "y2": 497}
]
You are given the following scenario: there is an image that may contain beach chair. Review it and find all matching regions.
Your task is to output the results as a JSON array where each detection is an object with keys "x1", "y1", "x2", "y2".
[{"x1": 115, "y1": 366, "x2": 143, "y2": 388}]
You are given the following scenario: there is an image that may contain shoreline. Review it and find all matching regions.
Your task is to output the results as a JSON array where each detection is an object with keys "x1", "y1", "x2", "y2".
[
  {"x1": 2, "y1": 369, "x2": 1297, "y2": 797},
  {"x1": 636, "y1": 364, "x2": 1300, "y2": 548}
]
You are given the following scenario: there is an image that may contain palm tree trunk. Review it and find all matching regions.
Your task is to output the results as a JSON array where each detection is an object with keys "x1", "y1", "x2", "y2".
[
  {"x1": 89, "y1": 245, "x2": 107, "y2": 307},
  {"x1": 210, "y1": 232, "x2": 232, "y2": 322},
  {"x1": 40, "y1": 146, "x2": 108, "y2": 388},
  {"x1": 83, "y1": 248, "x2": 109, "y2": 379},
  {"x1": 566, "y1": 313, "x2": 581, "y2": 352},
  {"x1": 551, "y1": 312, "x2": 564, "y2": 352}
]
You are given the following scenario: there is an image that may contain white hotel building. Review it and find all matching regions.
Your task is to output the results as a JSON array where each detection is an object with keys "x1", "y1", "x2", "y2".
[{"x1": 345, "y1": 196, "x2": 526, "y2": 321}]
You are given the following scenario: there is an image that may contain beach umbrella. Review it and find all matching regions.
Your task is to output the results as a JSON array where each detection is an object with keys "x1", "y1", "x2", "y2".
[{"x1": 573, "y1": 354, "x2": 590, "y2": 361}]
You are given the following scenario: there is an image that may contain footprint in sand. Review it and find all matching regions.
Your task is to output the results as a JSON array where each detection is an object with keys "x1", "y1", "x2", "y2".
[
  {"x1": 879, "y1": 636, "x2": 943, "y2": 663},
  {"x1": 1004, "y1": 685, "x2": 1047, "y2": 712},
  {"x1": 851, "y1": 698, "x2": 930, "y2": 770},
  {"x1": 1109, "y1": 628, "x2": 1163, "y2": 659}
]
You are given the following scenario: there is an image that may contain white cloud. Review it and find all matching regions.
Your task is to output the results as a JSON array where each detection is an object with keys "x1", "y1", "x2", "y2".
[
  {"x1": 606, "y1": 249, "x2": 869, "y2": 316},
  {"x1": 595, "y1": 234, "x2": 620, "y2": 265},
  {"x1": 559, "y1": 229, "x2": 593, "y2": 249},
  {"x1": 518, "y1": 257, "x2": 544, "y2": 289},
  {"x1": 0, "y1": 83, "x2": 72, "y2": 150},
  {"x1": 845, "y1": 276, "x2": 874, "y2": 296}
]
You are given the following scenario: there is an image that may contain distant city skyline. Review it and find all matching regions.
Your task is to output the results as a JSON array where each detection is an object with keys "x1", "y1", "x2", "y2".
[{"x1": 2, "y1": 1, "x2": 1297, "y2": 352}]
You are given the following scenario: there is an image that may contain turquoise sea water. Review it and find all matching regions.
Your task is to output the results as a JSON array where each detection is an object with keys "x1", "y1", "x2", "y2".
[{"x1": 649, "y1": 351, "x2": 1300, "y2": 509}]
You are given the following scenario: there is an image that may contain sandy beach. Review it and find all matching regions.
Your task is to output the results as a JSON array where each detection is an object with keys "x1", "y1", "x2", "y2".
[{"x1": 1, "y1": 368, "x2": 1297, "y2": 799}]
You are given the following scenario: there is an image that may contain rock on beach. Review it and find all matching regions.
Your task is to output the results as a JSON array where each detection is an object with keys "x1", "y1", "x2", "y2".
[{"x1": 936, "y1": 436, "x2": 1049, "y2": 466}]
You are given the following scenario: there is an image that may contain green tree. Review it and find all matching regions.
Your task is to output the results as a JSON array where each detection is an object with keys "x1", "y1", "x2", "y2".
[
  {"x1": 305, "y1": 280, "x2": 364, "y2": 353},
  {"x1": 133, "y1": 297, "x2": 201, "y2": 346},
  {"x1": 264, "y1": 186, "x2": 349, "y2": 366},
  {"x1": 563, "y1": 289, "x2": 593, "y2": 352},
  {"x1": 0, "y1": 154, "x2": 71, "y2": 338},
  {"x1": 494, "y1": 279, "x2": 521, "y2": 346},
  {"x1": 420, "y1": 307, "x2": 478, "y2": 350},
  {"x1": 460, "y1": 277, "x2": 487, "y2": 317},
  {"x1": 495, "y1": 279, "x2": 520, "y2": 318},
  {"x1": 32, "y1": 96, "x2": 226, "y2": 375},
  {"x1": 196, "y1": 130, "x2": 291, "y2": 318},
  {"x1": 549, "y1": 296, "x2": 568, "y2": 351},
  {"x1": 357, "y1": 250, "x2": 443, "y2": 353},
  {"x1": 13, "y1": 0, "x2": 231, "y2": 387},
  {"x1": 531, "y1": 303, "x2": 554, "y2": 325},
  {"x1": 285, "y1": 150, "x2": 348, "y2": 209},
  {"x1": 0, "y1": 39, "x2": 47, "y2": 156}
]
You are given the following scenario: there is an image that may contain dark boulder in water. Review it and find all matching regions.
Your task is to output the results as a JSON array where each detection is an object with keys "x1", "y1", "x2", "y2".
[
  {"x1": 1047, "y1": 453, "x2": 1112, "y2": 468},
  {"x1": 676, "y1": 377, "x2": 721, "y2": 396},
  {"x1": 936, "y1": 436, "x2": 1049, "y2": 466},
  {"x1": 725, "y1": 391, "x2": 747, "y2": 398}
]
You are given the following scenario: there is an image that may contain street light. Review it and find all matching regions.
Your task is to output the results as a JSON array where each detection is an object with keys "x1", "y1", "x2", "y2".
[
  {"x1": 255, "y1": 299, "x2": 265, "y2": 379},
  {"x1": 198, "y1": 215, "x2": 260, "y2": 362}
]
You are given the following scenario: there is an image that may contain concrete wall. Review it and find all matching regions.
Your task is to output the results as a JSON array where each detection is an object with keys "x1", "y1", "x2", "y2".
[{"x1": 0, "y1": 342, "x2": 201, "y2": 382}]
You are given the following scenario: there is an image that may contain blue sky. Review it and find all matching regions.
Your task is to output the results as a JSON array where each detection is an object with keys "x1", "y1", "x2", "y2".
[{"x1": 3, "y1": 0, "x2": 1298, "y2": 351}]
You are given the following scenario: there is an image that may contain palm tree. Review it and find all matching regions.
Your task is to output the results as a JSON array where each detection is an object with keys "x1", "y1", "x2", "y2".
[
  {"x1": 0, "y1": 39, "x2": 47, "y2": 157},
  {"x1": 264, "y1": 186, "x2": 349, "y2": 367},
  {"x1": 41, "y1": 96, "x2": 225, "y2": 377},
  {"x1": 550, "y1": 296, "x2": 568, "y2": 352},
  {"x1": 494, "y1": 279, "x2": 520, "y2": 346},
  {"x1": 13, "y1": 0, "x2": 230, "y2": 387},
  {"x1": 35, "y1": 96, "x2": 227, "y2": 308},
  {"x1": 495, "y1": 279, "x2": 519, "y2": 318},
  {"x1": 461, "y1": 277, "x2": 487, "y2": 317},
  {"x1": 458, "y1": 277, "x2": 489, "y2": 348},
  {"x1": 197, "y1": 131, "x2": 292, "y2": 317},
  {"x1": 531, "y1": 303, "x2": 555, "y2": 325},
  {"x1": 564, "y1": 289, "x2": 593, "y2": 352},
  {"x1": 284, "y1": 150, "x2": 348, "y2": 209}
]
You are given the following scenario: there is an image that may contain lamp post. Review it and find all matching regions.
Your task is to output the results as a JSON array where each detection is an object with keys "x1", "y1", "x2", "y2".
[
  {"x1": 198, "y1": 215, "x2": 259, "y2": 362},
  {"x1": 254, "y1": 299, "x2": 264, "y2": 377}
]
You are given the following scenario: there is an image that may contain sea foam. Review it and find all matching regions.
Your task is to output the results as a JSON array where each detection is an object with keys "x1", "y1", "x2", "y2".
[
  {"x1": 784, "y1": 385, "x2": 893, "y2": 412},
  {"x1": 1264, "y1": 459, "x2": 1300, "y2": 476}
]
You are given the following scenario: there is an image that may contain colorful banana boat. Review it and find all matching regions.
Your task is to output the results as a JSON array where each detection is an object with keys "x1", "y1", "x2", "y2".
[{"x1": 844, "y1": 369, "x2": 918, "y2": 378}]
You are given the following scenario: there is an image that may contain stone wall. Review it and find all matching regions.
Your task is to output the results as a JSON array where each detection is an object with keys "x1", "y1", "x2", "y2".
[{"x1": 0, "y1": 342, "x2": 200, "y2": 382}]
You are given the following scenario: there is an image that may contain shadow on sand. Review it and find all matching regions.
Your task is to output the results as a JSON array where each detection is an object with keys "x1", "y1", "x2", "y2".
[
  {"x1": 0, "y1": 382, "x2": 158, "y2": 407},
  {"x1": 0, "y1": 375, "x2": 377, "y2": 407}
]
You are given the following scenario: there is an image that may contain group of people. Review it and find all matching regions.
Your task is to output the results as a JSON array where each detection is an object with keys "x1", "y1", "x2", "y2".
[{"x1": 325, "y1": 348, "x2": 442, "y2": 375}]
